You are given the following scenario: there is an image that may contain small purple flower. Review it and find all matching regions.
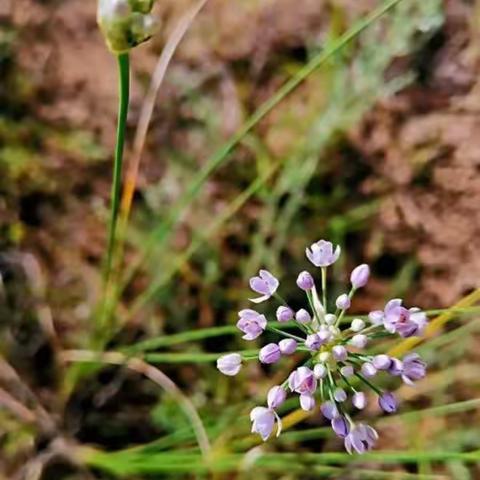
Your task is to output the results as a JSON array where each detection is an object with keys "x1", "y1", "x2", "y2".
[
  {"x1": 288, "y1": 366, "x2": 317, "y2": 395},
  {"x1": 276, "y1": 305, "x2": 294, "y2": 323},
  {"x1": 352, "y1": 392, "x2": 366, "y2": 410},
  {"x1": 259, "y1": 343, "x2": 281, "y2": 364},
  {"x1": 300, "y1": 394, "x2": 315, "y2": 411},
  {"x1": 350, "y1": 264, "x2": 370, "y2": 289},
  {"x1": 331, "y1": 416, "x2": 350, "y2": 438},
  {"x1": 373, "y1": 354, "x2": 392, "y2": 370},
  {"x1": 383, "y1": 299, "x2": 427, "y2": 337},
  {"x1": 306, "y1": 239, "x2": 341, "y2": 267},
  {"x1": 332, "y1": 345, "x2": 347, "y2": 362},
  {"x1": 321, "y1": 400, "x2": 338, "y2": 420},
  {"x1": 295, "y1": 309, "x2": 311, "y2": 324},
  {"x1": 336, "y1": 293, "x2": 351, "y2": 310},
  {"x1": 350, "y1": 334, "x2": 368, "y2": 349},
  {"x1": 334, "y1": 388, "x2": 347, "y2": 402},
  {"x1": 297, "y1": 271, "x2": 315, "y2": 291},
  {"x1": 361, "y1": 362, "x2": 377, "y2": 378},
  {"x1": 279, "y1": 338, "x2": 297, "y2": 355},
  {"x1": 250, "y1": 406, "x2": 280, "y2": 441},
  {"x1": 401, "y1": 353, "x2": 427, "y2": 385},
  {"x1": 217, "y1": 353, "x2": 242, "y2": 376},
  {"x1": 249, "y1": 269, "x2": 279, "y2": 304},
  {"x1": 378, "y1": 392, "x2": 398, "y2": 413},
  {"x1": 267, "y1": 386, "x2": 286, "y2": 409},
  {"x1": 340, "y1": 365, "x2": 354, "y2": 377},
  {"x1": 331, "y1": 416, "x2": 350, "y2": 437},
  {"x1": 236, "y1": 309, "x2": 267, "y2": 340},
  {"x1": 313, "y1": 363, "x2": 327, "y2": 379},
  {"x1": 305, "y1": 333, "x2": 322, "y2": 351},
  {"x1": 388, "y1": 357, "x2": 403, "y2": 376},
  {"x1": 344, "y1": 424, "x2": 378, "y2": 454}
]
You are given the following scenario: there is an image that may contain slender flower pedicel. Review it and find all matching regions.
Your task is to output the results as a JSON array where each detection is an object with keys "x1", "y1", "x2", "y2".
[{"x1": 216, "y1": 239, "x2": 429, "y2": 454}]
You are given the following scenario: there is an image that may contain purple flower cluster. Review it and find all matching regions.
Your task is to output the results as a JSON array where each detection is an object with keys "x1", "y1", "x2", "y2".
[{"x1": 216, "y1": 239, "x2": 428, "y2": 454}]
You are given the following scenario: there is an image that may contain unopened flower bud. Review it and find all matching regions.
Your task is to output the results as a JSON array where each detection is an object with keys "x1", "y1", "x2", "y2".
[
  {"x1": 334, "y1": 387, "x2": 347, "y2": 402},
  {"x1": 325, "y1": 313, "x2": 337, "y2": 325},
  {"x1": 361, "y1": 362, "x2": 377, "y2": 378},
  {"x1": 379, "y1": 392, "x2": 398, "y2": 413},
  {"x1": 300, "y1": 394, "x2": 315, "y2": 411},
  {"x1": 296, "y1": 271, "x2": 314, "y2": 291},
  {"x1": 279, "y1": 338, "x2": 297, "y2": 355},
  {"x1": 276, "y1": 305, "x2": 294, "y2": 322},
  {"x1": 350, "y1": 264, "x2": 370, "y2": 289},
  {"x1": 217, "y1": 353, "x2": 242, "y2": 376},
  {"x1": 313, "y1": 363, "x2": 327, "y2": 379},
  {"x1": 305, "y1": 334, "x2": 321, "y2": 351},
  {"x1": 267, "y1": 385, "x2": 286, "y2": 409},
  {"x1": 259, "y1": 343, "x2": 281, "y2": 364},
  {"x1": 352, "y1": 391, "x2": 366, "y2": 409},
  {"x1": 340, "y1": 365, "x2": 354, "y2": 377},
  {"x1": 332, "y1": 345, "x2": 347, "y2": 362},
  {"x1": 373, "y1": 354, "x2": 392, "y2": 370},
  {"x1": 336, "y1": 294, "x2": 351, "y2": 310},
  {"x1": 350, "y1": 318, "x2": 365, "y2": 332},
  {"x1": 350, "y1": 334, "x2": 368, "y2": 349},
  {"x1": 295, "y1": 309, "x2": 311, "y2": 324}
]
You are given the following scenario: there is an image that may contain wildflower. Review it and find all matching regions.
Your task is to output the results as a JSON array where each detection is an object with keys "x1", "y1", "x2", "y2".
[
  {"x1": 249, "y1": 270, "x2": 279, "y2": 303},
  {"x1": 259, "y1": 343, "x2": 281, "y2": 364},
  {"x1": 217, "y1": 353, "x2": 242, "y2": 376},
  {"x1": 306, "y1": 240, "x2": 341, "y2": 267},
  {"x1": 250, "y1": 406, "x2": 281, "y2": 441},
  {"x1": 383, "y1": 299, "x2": 427, "y2": 337},
  {"x1": 236, "y1": 309, "x2": 267, "y2": 340},
  {"x1": 288, "y1": 367, "x2": 317, "y2": 395},
  {"x1": 350, "y1": 264, "x2": 370, "y2": 289},
  {"x1": 217, "y1": 239, "x2": 428, "y2": 453},
  {"x1": 297, "y1": 271, "x2": 315, "y2": 291},
  {"x1": 276, "y1": 305, "x2": 294, "y2": 322},
  {"x1": 344, "y1": 424, "x2": 378, "y2": 454},
  {"x1": 378, "y1": 392, "x2": 398, "y2": 413},
  {"x1": 401, "y1": 353, "x2": 427, "y2": 385},
  {"x1": 279, "y1": 338, "x2": 297, "y2": 355}
]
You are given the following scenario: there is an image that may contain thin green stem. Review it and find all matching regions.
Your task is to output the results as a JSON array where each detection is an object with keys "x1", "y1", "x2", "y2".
[
  {"x1": 321, "y1": 267, "x2": 327, "y2": 311},
  {"x1": 98, "y1": 52, "x2": 130, "y2": 341},
  {"x1": 104, "y1": 53, "x2": 130, "y2": 286}
]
